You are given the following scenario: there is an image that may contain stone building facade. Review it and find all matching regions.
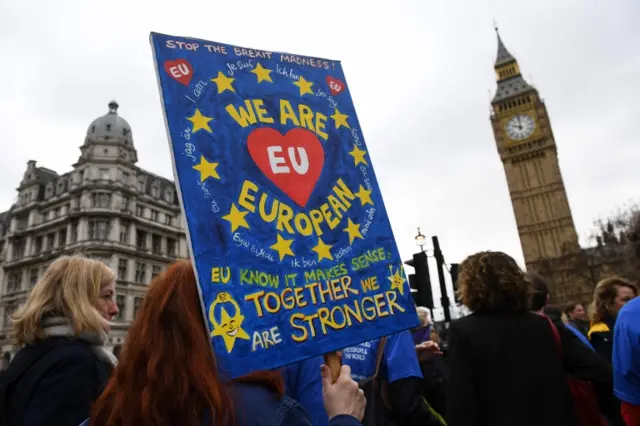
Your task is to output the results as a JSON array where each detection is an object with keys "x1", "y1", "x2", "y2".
[{"x1": 0, "y1": 101, "x2": 188, "y2": 358}]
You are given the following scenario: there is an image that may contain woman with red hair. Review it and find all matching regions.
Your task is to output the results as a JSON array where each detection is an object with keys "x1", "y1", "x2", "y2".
[{"x1": 88, "y1": 260, "x2": 364, "y2": 426}]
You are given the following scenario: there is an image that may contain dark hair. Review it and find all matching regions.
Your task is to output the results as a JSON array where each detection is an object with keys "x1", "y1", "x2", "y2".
[
  {"x1": 543, "y1": 305, "x2": 562, "y2": 322},
  {"x1": 527, "y1": 273, "x2": 549, "y2": 311},
  {"x1": 563, "y1": 301, "x2": 581, "y2": 316},
  {"x1": 91, "y1": 260, "x2": 282, "y2": 426},
  {"x1": 457, "y1": 251, "x2": 531, "y2": 312}
]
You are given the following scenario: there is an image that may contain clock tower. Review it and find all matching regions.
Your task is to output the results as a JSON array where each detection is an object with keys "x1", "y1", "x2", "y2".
[{"x1": 490, "y1": 30, "x2": 580, "y2": 272}]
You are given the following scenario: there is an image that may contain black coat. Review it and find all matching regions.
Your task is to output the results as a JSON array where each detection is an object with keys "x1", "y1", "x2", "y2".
[
  {"x1": 1, "y1": 337, "x2": 113, "y2": 426},
  {"x1": 446, "y1": 311, "x2": 612, "y2": 426}
]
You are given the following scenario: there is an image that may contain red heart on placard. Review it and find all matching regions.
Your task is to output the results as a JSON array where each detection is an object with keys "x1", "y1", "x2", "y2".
[
  {"x1": 247, "y1": 128, "x2": 324, "y2": 208},
  {"x1": 164, "y1": 59, "x2": 193, "y2": 86},
  {"x1": 326, "y1": 76, "x2": 346, "y2": 96}
]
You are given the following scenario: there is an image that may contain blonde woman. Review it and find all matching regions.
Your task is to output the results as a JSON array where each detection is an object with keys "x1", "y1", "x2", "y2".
[
  {"x1": 0, "y1": 255, "x2": 118, "y2": 426},
  {"x1": 588, "y1": 276, "x2": 638, "y2": 362}
]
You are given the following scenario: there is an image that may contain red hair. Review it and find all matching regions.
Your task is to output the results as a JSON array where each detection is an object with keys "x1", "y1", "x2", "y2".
[{"x1": 91, "y1": 260, "x2": 282, "y2": 426}]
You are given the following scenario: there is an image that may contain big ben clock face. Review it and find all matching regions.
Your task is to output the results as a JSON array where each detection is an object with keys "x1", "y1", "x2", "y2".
[{"x1": 505, "y1": 114, "x2": 536, "y2": 141}]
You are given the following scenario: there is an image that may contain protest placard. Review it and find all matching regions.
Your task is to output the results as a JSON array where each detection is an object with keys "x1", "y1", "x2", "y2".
[{"x1": 150, "y1": 32, "x2": 419, "y2": 378}]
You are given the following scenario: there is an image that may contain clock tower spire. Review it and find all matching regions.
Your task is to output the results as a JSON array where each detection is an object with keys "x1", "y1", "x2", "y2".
[{"x1": 490, "y1": 30, "x2": 581, "y2": 295}]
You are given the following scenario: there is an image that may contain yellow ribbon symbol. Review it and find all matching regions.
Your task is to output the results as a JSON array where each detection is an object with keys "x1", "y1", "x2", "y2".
[{"x1": 209, "y1": 292, "x2": 250, "y2": 353}]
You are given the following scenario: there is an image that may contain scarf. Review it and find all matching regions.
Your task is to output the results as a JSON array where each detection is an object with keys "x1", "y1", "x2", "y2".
[{"x1": 42, "y1": 316, "x2": 118, "y2": 367}]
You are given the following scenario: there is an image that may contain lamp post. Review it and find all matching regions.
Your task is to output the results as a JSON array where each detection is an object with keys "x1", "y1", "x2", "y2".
[
  {"x1": 415, "y1": 227, "x2": 426, "y2": 252},
  {"x1": 432, "y1": 236, "x2": 452, "y2": 323}
]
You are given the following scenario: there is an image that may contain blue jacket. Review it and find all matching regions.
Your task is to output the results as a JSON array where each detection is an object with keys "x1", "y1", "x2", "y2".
[
  {"x1": 80, "y1": 382, "x2": 360, "y2": 426},
  {"x1": 283, "y1": 356, "x2": 329, "y2": 426},
  {"x1": 613, "y1": 297, "x2": 640, "y2": 405}
]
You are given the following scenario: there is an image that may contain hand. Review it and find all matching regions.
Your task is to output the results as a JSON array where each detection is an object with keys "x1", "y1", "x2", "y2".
[
  {"x1": 416, "y1": 340, "x2": 442, "y2": 362},
  {"x1": 321, "y1": 364, "x2": 366, "y2": 421}
]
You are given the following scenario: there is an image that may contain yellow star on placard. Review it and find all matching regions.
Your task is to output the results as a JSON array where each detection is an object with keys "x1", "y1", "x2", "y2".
[
  {"x1": 293, "y1": 76, "x2": 314, "y2": 96},
  {"x1": 348, "y1": 144, "x2": 368, "y2": 166},
  {"x1": 312, "y1": 237, "x2": 333, "y2": 262},
  {"x1": 270, "y1": 233, "x2": 295, "y2": 261},
  {"x1": 331, "y1": 108, "x2": 351, "y2": 129},
  {"x1": 222, "y1": 203, "x2": 250, "y2": 232},
  {"x1": 192, "y1": 156, "x2": 220, "y2": 182},
  {"x1": 388, "y1": 267, "x2": 407, "y2": 295},
  {"x1": 343, "y1": 218, "x2": 364, "y2": 245},
  {"x1": 187, "y1": 109, "x2": 213, "y2": 133},
  {"x1": 211, "y1": 306, "x2": 249, "y2": 353},
  {"x1": 211, "y1": 71, "x2": 236, "y2": 93},
  {"x1": 355, "y1": 185, "x2": 374, "y2": 206},
  {"x1": 251, "y1": 62, "x2": 273, "y2": 83}
]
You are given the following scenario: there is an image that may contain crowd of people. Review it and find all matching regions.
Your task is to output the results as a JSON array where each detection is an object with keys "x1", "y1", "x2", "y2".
[{"x1": 0, "y1": 215, "x2": 639, "y2": 426}]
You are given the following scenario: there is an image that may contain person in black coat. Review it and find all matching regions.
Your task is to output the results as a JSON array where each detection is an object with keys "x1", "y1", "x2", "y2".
[
  {"x1": 446, "y1": 251, "x2": 613, "y2": 426},
  {"x1": 0, "y1": 255, "x2": 119, "y2": 426}
]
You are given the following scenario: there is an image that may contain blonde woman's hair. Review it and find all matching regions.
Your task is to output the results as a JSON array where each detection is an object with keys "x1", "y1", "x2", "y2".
[
  {"x1": 12, "y1": 255, "x2": 116, "y2": 345},
  {"x1": 589, "y1": 276, "x2": 638, "y2": 323}
]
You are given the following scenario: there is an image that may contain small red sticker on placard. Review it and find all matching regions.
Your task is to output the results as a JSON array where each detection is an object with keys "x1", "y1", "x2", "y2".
[
  {"x1": 326, "y1": 76, "x2": 346, "y2": 95},
  {"x1": 247, "y1": 128, "x2": 325, "y2": 208},
  {"x1": 164, "y1": 59, "x2": 193, "y2": 86}
]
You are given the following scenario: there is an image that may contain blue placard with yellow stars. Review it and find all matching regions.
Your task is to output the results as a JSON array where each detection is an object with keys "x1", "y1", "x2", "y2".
[{"x1": 150, "y1": 32, "x2": 419, "y2": 378}]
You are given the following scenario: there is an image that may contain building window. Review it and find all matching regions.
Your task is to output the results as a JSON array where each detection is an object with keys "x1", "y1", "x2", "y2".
[
  {"x1": 134, "y1": 297, "x2": 143, "y2": 317},
  {"x1": 121, "y1": 171, "x2": 130, "y2": 184},
  {"x1": 138, "y1": 179, "x2": 145, "y2": 192},
  {"x1": 56, "y1": 206, "x2": 63, "y2": 217},
  {"x1": 16, "y1": 216, "x2": 27, "y2": 231},
  {"x1": 7, "y1": 272, "x2": 20, "y2": 293},
  {"x1": 3, "y1": 305, "x2": 16, "y2": 328},
  {"x1": 13, "y1": 238, "x2": 25, "y2": 260},
  {"x1": 92, "y1": 193, "x2": 112, "y2": 208},
  {"x1": 136, "y1": 230, "x2": 147, "y2": 249},
  {"x1": 136, "y1": 205, "x2": 144, "y2": 217},
  {"x1": 100, "y1": 168, "x2": 110, "y2": 180},
  {"x1": 58, "y1": 229, "x2": 66, "y2": 246},
  {"x1": 167, "y1": 238, "x2": 177, "y2": 256},
  {"x1": 70, "y1": 220, "x2": 78, "y2": 243},
  {"x1": 117, "y1": 258, "x2": 128, "y2": 281},
  {"x1": 151, "y1": 265, "x2": 162, "y2": 280},
  {"x1": 122, "y1": 195, "x2": 130, "y2": 211},
  {"x1": 134, "y1": 262, "x2": 147, "y2": 283},
  {"x1": 164, "y1": 190, "x2": 173, "y2": 203},
  {"x1": 89, "y1": 219, "x2": 110, "y2": 240},
  {"x1": 119, "y1": 221, "x2": 130, "y2": 244},
  {"x1": 115, "y1": 295, "x2": 126, "y2": 320},
  {"x1": 152, "y1": 234, "x2": 162, "y2": 253},
  {"x1": 167, "y1": 238, "x2": 176, "y2": 256},
  {"x1": 46, "y1": 233, "x2": 55, "y2": 250},
  {"x1": 151, "y1": 210, "x2": 159, "y2": 221},
  {"x1": 29, "y1": 269, "x2": 39, "y2": 287},
  {"x1": 34, "y1": 236, "x2": 43, "y2": 254},
  {"x1": 164, "y1": 214, "x2": 173, "y2": 226},
  {"x1": 151, "y1": 185, "x2": 159, "y2": 198}
]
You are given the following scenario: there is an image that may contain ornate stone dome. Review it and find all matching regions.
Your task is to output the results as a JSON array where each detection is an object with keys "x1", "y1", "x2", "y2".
[{"x1": 86, "y1": 100, "x2": 133, "y2": 145}]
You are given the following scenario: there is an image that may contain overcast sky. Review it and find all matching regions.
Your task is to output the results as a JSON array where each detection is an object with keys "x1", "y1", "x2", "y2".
[{"x1": 1, "y1": 0, "x2": 638, "y2": 308}]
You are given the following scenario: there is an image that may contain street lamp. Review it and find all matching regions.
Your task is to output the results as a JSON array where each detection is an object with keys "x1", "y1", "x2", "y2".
[{"x1": 415, "y1": 227, "x2": 426, "y2": 252}]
